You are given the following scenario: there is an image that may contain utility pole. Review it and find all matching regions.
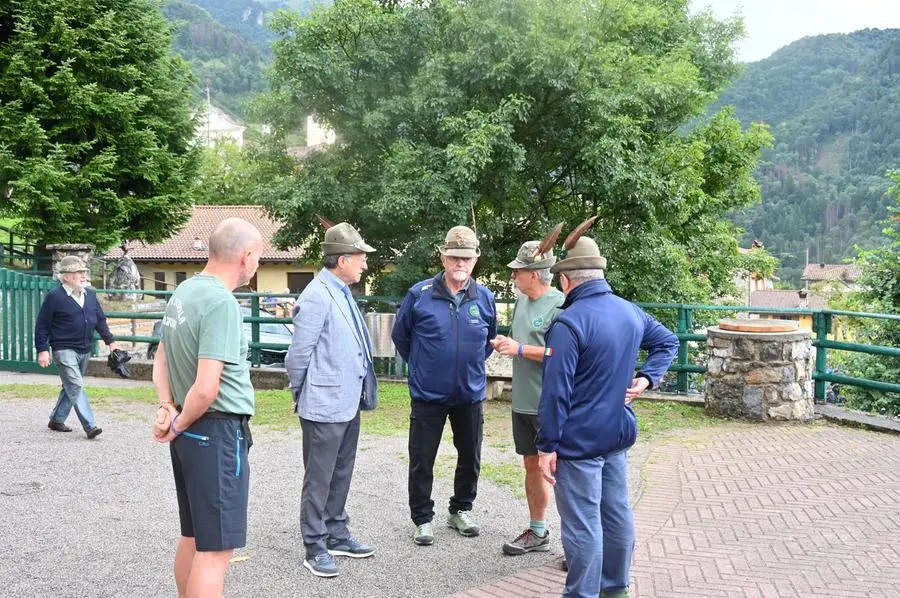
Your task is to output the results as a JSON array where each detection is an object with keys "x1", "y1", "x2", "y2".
[
  {"x1": 206, "y1": 85, "x2": 211, "y2": 146},
  {"x1": 805, "y1": 247, "x2": 810, "y2": 290}
]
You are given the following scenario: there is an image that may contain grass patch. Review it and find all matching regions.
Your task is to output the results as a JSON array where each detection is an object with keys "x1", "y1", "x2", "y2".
[
  {"x1": 633, "y1": 399, "x2": 720, "y2": 438},
  {"x1": 1, "y1": 381, "x2": 721, "y2": 442},
  {"x1": 481, "y1": 461, "x2": 525, "y2": 497},
  {"x1": 0, "y1": 383, "x2": 157, "y2": 406}
]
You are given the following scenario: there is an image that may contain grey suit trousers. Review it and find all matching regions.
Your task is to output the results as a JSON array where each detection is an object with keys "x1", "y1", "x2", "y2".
[{"x1": 300, "y1": 411, "x2": 361, "y2": 557}]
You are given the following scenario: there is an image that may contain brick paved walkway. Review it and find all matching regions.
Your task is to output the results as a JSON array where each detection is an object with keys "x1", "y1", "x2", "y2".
[{"x1": 451, "y1": 422, "x2": 900, "y2": 598}]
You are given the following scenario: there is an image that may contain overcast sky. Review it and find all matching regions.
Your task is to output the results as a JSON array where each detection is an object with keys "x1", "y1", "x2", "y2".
[{"x1": 691, "y1": 0, "x2": 900, "y2": 62}]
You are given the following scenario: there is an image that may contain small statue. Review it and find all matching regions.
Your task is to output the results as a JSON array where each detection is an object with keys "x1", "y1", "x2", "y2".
[{"x1": 110, "y1": 244, "x2": 141, "y2": 302}]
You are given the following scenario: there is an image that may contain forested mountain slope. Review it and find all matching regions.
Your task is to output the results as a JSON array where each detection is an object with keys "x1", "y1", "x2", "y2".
[{"x1": 717, "y1": 29, "x2": 900, "y2": 284}]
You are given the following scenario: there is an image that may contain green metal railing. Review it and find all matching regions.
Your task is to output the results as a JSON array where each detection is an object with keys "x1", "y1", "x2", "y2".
[
  {"x1": 0, "y1": 226, "x2": 54, "y2": 275},
  {"x1": 2, "y1": 266, "x2": 897, "y2": 402},
  {"x1": 0, "y1": 268, "x2": 59, "y2": 372}
]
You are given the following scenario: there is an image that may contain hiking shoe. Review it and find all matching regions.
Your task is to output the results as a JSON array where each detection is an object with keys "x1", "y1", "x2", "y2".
[
  {"x1": 326, "y1": 536, "x2": 375, "y2": 558},
  {"x1": 447, "y1": 510, "x2": 480, "y2": 537},
  {"x1": 600, "y1": 590, "x2": 630, "y2": 598},
  {"x1": 86, "y1": 427, "x2": 103, "y2": 439},
  {"x1": 304, "y1": 552, "x2": 339, "y2": 578},
  {"x1": 48, "y1": 421, "x2": 72, "y2": 432},
  {"x1": 502, "y1": 528, "x2": 550, "y2": 555},
  {"x1": 413, "y1": 522, "x2": 434, "y2": 546}
]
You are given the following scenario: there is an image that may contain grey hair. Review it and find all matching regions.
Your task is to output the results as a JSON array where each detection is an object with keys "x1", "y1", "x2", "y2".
[
  {"x1": 324, "y1": 254, "x2": 353, "y2": 270},
  {"x1": 562, "y1": 269, "x2": 605, "y2": 284},
  {"x1": 535, "y1": 268, "x2": 553, "y2": 285}
]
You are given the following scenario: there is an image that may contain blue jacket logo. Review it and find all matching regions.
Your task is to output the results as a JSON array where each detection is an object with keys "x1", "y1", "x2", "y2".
[{"x1": 468, "y1": 304, "x2": 480, "y2": 317}]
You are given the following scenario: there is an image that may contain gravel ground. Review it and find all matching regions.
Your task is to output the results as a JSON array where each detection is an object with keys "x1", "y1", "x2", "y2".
[{"x1": 0, "y1": 379, "x2": 569, "y2": 598}]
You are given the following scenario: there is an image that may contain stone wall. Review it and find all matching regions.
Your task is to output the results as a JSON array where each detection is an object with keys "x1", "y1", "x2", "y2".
[
  {"x1": 46, "y1": 243, "x2": 94, "y2": 281},
  {"x1": 705, "y1": 327, "x2": 814, "y2": 421}
]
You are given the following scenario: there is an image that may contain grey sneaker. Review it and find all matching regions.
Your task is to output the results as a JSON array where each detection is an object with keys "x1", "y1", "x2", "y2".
[
  {"x1": 502, "y1": 528, "x2": 551, "y2": 555},
  {"x1": 304, "y1": 552, "x2": 339, "y2": 577},
  {"x1": 413, "y1": 522, "x2": 434, "y2": 546},
  {"x1": 326, "y1": 536, "x2": 375, "y2": 558},
  {"x1": 447, "y1": 510, "x2": 480, "y2": 537}
]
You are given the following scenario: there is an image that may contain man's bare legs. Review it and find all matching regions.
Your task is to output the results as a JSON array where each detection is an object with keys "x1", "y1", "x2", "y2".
[
  {"x1": 175, "y1": 537, "x2": 234, "y2": 598},
  {"x1": 523, "y1": 454, "x2": 551, "y2": 521}
]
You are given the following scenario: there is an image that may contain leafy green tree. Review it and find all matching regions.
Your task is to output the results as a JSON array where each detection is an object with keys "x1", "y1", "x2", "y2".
[
  {"x1": 262, "y1": 0, "x2": 771, "y2": 299},
  {"x1": 832, "y1": 170, "x2": 900, "y2": 415},
  {"x1": 0, "y1": 0, "x2": 199, "y2": 252},
  {"x1": 192, "y1": 139, "x2": 259, "y2": 205}
]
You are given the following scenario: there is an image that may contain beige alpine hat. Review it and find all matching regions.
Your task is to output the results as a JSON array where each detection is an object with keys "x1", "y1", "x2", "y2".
[
  {"x1": 439, "y1": 226, "x2": 480, "y2": 258},
  {"x1": 57, "y1": 256, "x2": 90, "y2": 273}
]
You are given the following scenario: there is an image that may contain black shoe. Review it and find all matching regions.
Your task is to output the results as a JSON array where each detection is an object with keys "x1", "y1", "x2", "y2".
[
  {"x1": 48, "y1": 421, "x2": 72, "y2": 432},
  {"x1": 561, "y1": 556, "x2": 568, "y2": 571},
  {"x1": 86, "y1": 427, "x2": 103, "y2": 439}
]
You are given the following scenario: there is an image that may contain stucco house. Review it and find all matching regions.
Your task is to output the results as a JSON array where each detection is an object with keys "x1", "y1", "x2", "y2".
[
  {"x1": 195, "y1": 104, "x2": 247, "y2": 148},
  {"x1": 749, "y1": 289, "x2": 827, "y2": 331},
  {"x1": 801, "y1": 263, "x2": 861, "y2": 295},
  {"x1": 105, "y1": 206, "x2": 315, "y2": 296}
]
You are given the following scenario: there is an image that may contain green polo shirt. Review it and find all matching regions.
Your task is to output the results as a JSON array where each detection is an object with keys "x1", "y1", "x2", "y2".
[
  {"x1": 510, "y1": 288, "x2": 565, "y2": 414},
  {"x1": 161, "y1": 274, "x2": 254, "y2": 415}
]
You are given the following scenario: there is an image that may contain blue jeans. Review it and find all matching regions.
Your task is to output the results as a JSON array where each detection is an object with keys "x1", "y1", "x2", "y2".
[
  {"x1": 554, "y1": 450, "x2": 634, "y2": 598},
  {"x1": 49, "y1": 350, "x2": 96, "y2": 431}
]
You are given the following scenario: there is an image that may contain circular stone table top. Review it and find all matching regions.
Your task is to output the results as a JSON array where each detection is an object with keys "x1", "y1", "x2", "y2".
[{"x1": 718, "y1": 318, "x2": 799, "y2": 333}]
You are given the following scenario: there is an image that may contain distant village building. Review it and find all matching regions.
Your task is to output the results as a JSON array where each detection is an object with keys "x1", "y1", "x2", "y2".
[
  {"x1": 750, "y1": 289, "x2": 826, "y2": 331},
  {"x1": 733, "y1": 240, "x2": 774, "y2": 305},
  {"x1": 801, "y1": 263, "x2": 861, "y2": 295},
  {"x1": 195, "y1": 103, "x2": 246, "y2": 148},
  {"x1": 286, "y1": 115, "x2": 336, "y2": 159},
  {"x1": 105, "y1": 206, "x2": 314, "y2": 295}
]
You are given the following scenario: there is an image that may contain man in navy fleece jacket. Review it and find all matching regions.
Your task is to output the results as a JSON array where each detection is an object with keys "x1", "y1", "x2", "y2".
[
  {"x1": 536, "y1": 232, "x2": 678, "y2": 598},
  {"x1": 34, "y1": 255, "x2": 117, "y2": 438}
]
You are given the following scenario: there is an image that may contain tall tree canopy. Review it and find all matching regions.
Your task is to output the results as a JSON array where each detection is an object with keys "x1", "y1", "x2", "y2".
[
  {"x1": 263, "y1": 0, "x2": 771, "y2": 300},
  {"x1": 0, "y1": 0, "x2": 199, "y2": 251}
]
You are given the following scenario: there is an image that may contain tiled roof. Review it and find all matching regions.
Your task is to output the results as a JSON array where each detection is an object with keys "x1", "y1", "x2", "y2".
[
  {"x1": 106, "y1": 206, "x2": 303, "y2": 262},
  {"x1": 801, "y1": 263, "x2": 861, "y2": 282},
  {"x1": 750, "y1": 290, "x2": 827, "y2": 310}
]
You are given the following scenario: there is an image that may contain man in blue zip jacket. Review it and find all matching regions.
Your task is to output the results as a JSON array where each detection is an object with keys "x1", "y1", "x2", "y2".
[
  {"x1": 35, "y1": 255, "x2": 117, "y2": 439},
  {"x1": 537, "y1": 227, "x2": 679, "y2": 598},
  {"x1": 391, "y1": 225, "x2": 498, "y2": 546}
]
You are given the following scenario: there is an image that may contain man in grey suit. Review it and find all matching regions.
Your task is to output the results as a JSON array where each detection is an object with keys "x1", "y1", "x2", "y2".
[{"x1": 286, "y1": 221, "x2": 378, "y2": 578}]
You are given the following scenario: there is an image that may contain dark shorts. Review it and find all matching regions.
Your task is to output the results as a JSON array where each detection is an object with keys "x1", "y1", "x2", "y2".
[
  {"x1": 170, "y1": 413, "x2": 252, "y2": 551},
  {"x1": 512, "y1": 411, "x2": 539, "y2": 456}
]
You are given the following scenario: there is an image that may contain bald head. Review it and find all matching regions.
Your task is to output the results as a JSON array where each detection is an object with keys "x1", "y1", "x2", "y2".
[{"x1": 208, "y1": 218, "x2": 264, "y2": 262}]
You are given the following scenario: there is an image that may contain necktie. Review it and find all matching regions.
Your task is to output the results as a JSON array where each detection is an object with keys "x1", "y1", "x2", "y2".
[{"x1": 342, "y1": 286, "x2": 371, "y2": 363}]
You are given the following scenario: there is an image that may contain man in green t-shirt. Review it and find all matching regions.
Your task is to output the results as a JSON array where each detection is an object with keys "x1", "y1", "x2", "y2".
[
  {"x1": 151, "y1": 217, "x2": 263, "y2": 598},
  {"x1": 491, "y1": 239, "x2": 565, "y2": 557}
]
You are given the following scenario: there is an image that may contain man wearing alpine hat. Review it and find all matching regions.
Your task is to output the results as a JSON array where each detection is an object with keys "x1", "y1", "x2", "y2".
[
  {"x1": 286, "y1": 217, "x2": 379, "y2": 577},
  {"x1": 35, "y1": 255, "x2": 117, "y2": 439},
  {"x1": 391, "y1": 225, "x2": 498, "y2": 546},
  {"x1": 490, "y1": 225, "x2": 566, "y2": 557},
  {"x1": 536, "y1": 218, "x2": 679, "y2": 598}
]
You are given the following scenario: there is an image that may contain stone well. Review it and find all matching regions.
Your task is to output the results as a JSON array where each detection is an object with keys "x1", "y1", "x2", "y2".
[{"x1": 705, "y1": 319, "x2": 814, "y2": 421}]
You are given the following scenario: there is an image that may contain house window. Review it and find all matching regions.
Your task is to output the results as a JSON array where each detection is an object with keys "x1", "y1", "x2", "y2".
[
  {"x1": 154, "y1": 272, "x2": 166, "y2": 291},
  {"x1": 287, "y1": 272, "x2": 314, "y2": 294},
  {"x1": 175, "y1": 271, "x2": 187, "y2": 285}
]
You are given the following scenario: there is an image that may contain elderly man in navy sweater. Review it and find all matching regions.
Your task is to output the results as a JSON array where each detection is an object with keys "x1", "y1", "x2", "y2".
[
  {"x1": 35, "y1": 256, "x2": 117, "y2": 439},
  {"x1": 536, "y1": 224, "x2": 679, "y2": 598}
]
